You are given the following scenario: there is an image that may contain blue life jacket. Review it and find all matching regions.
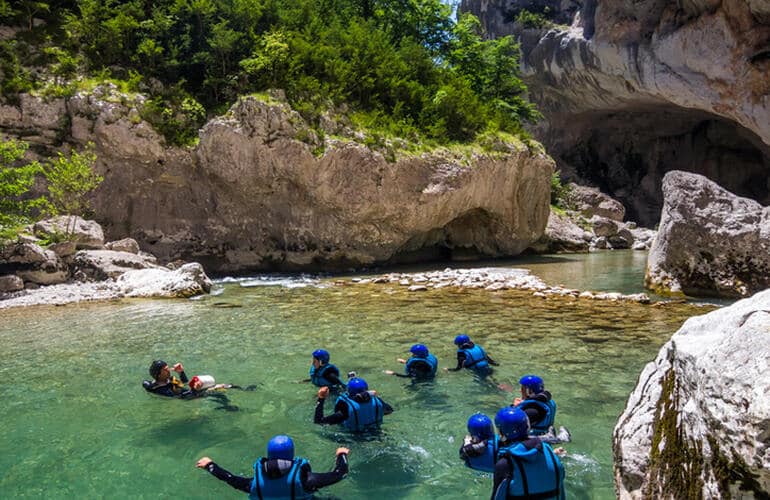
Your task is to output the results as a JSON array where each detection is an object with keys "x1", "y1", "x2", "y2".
[
  {"x1": 458, "y1": 344, "x2": 489, "y2": 371},
  {"x1": 250, "y1": 457, "x2": 311, "y2": 500},
  {"x1": 309, "y1": 363, "x2": 340, "y2": 387},
  {"x1": 336, "y1": 393, "x2": 384, "y2": 432},
  {"x1": 464, "y1": 435, "x2": 499, "y2": 473},
  {"x1": 494, "y1": 441, "x2": 564, "y2": 500},
  {"x1": 517, "y1": 398, "x2": 556, "y2": 435},
  {"x1": 405, "y1": 353, "x2": 438, "y2": 377}
]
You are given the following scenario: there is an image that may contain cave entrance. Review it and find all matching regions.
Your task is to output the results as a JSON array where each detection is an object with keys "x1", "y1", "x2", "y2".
[
  {"x1": 548, "y1": 106, "x2": 770, "y2": 227},
  {"x1": 387, "y1": 208, "x2": 507, "y2": 265}
]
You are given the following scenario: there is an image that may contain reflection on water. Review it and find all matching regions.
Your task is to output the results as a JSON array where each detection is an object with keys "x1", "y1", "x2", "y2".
[{"x1": 0, "y1": 252, "x2": 717, "y2": 499}]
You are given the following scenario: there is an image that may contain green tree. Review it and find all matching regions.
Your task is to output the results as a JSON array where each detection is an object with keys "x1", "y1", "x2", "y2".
[
  {"x1": 43, "y1": 143, "x2": 102, "y2": 222},
  {"x1": 0, "y1": 139, "x2": 46, "y2": 239}
]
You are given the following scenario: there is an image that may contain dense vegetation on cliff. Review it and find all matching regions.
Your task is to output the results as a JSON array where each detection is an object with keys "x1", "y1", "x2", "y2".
[{"x1": 1, "y1": 0, "x2": 537, "y2": 145}]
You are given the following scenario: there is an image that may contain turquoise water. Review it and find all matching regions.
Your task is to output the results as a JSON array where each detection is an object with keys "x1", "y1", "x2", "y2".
[{"x1": 0, "y1": 252, "x2": 712, "y2": 499}]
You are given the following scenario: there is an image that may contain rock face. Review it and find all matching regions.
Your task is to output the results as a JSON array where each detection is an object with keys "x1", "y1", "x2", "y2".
[
  {"x1": 613, "y1": 289, "x2": 770, "y2": 499},
  {"x1": 646, "y1": 171, "x2": 770, "y2": 297},
  {"x1": 0, "y1": 90, "x2": 553, "y2": 272},
  {"x1": 461, "y1": 0, "x2": 770, "y2": 226}
]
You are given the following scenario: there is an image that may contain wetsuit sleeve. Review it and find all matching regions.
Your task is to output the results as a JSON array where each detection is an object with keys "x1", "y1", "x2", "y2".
[
  {"x1": 448, "y1": 352, "x2": 466, "y2": 371},
  {"x1": 300, "y1": 453, "x2": 349, "y2": 491},
  {"x1": 393, "y1": 372, "x2": 412, "y2": 378},
  {"x1": 491, "y1": 456, "x2": 512, "y2": 500},
  {"x1": 325, "y1": 370, "x2": 344, "y2": 386},
  {"x1": 486, "y1": 354, "x2": 499, "y2": 366},
  {"x1": 314, "y1": 398, "x2": 348, "y2": 424},
  {"x1": 204, "y1": 462, "x2": 251, "y2": 493},
  {"x1": 381, "y1": 399, "x2": 394, "y2": 415},
  {"x1": 178, "y1": 371, "x2": 189, "y2": 384}
]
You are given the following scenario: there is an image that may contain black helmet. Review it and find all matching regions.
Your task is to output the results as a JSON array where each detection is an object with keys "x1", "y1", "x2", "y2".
[{"x1": 149, "y1": 360, "x2": 167, "y2": 379}]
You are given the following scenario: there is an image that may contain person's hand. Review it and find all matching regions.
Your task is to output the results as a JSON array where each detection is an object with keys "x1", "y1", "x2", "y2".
[
  {"x1": 317, "y1": 386, "x2": 330, "y2": 399},
  {"x1": 335, "y1": 447, "x2": 350, "y2": 456},
  {"x1": 397, "y1": 358, "x2": 407, "y2": 364},
  {"x1": 172, "y1": 363, "x2": 184, "y2": 373},
  {"x1": 367, "y1": 390, "x2": 377, "y2": 396},
  {"x1": 384, "y1": 370, "x2": 395, "y2": 375},
  {"x1": 443, "y1": 367, "x2": 450, "y2": 371},
  {"x1": 513, "y1": 398, "x2": 522, "y2": 406},
  {"x1": 196, "y1": 457, "x2": 213, "y2": 468},
  {"x1": 553, "y1": 447, "x2": 567, "y2": 456}
]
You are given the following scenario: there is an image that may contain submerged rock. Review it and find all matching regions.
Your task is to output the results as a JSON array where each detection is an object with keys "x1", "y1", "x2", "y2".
[
  {"x1": 613, "y1": 289, "x2": 770, "y2": 498},
  {"x1": 646, "y1": 171, "x2": 770, "y2": 297}
]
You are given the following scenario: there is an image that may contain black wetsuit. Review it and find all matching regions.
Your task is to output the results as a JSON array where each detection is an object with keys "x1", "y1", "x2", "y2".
[
  {"x1": 142, "y1": 372, "x2": 196, "y2": 398},
  {"x1": 515, "y1": 391, "x2": 553, "y2": 428},
  {"x1": 447, "y1": 342, "x2": 499, "y2": 371},
  {"x1": 203, "y1": 453, "x2": 349, "y2": 494},
  {"x1": 314, "y1": 392, "x2": 394, "y2": 424},
  {"x1": 392, "y1": 359, "x2": 434, "y2": 379}
]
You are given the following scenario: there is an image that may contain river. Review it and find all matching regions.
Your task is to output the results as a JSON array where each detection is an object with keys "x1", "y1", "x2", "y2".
[{"x1": 0, "y1": 250, "x2": 715, "y2": 498}]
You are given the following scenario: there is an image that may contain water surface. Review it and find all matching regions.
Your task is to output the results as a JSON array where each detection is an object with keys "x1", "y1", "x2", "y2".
[{"x1": 0, "y1": 252, "x2": 714, "y2": 499}]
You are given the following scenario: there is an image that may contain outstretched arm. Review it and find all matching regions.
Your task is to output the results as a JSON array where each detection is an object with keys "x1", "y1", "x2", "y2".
[
  {"x1": 447, "y1": 352, "x2": 465, "y2": 371},
  {"x1": 301, "y1": 449, "x2": 349, "y2": 491},
  {"x1": 196, "y1": 458, "x2": 251, "y2": 493},
  {"x1": 486, "y1": 354, "x2": 499, "y2": 366}
]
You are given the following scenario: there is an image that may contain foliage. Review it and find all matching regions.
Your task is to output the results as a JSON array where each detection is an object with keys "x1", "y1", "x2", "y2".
[
  {"x1": 4, "y1": 0, "x2": 539, "y2": 146},
  {"x1": 43, "y1": 142, "x2": 102, "y2": 218},
  {"x1": 515, "y1": 9, "x2": 553, "y2": 30},
  {"x1": 0, "y1": 139, "x2": 46, "y2": 237},
  {"x1": 0, "y1": 40, "x2": 36, "y2": 102},
  {"x1": 550, "y1": 171, "x2": 573, "y2": 209}
]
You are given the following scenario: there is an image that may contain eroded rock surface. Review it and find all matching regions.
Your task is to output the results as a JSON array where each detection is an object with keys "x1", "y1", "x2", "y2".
[
  {"x1": 462, "y1": 0, "x2": 770, "y2": 226},
  {"x1": 646, "y1": 171, "x2": 770, "y2": 297},
  {"x1": 613, "y1": 289, "x2": 770, "y2": 498},
  {"x1": 1, "y1": 91, "x2": 554, "y2": 272}
]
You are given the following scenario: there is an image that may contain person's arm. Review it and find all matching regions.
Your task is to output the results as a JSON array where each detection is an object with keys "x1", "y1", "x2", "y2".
[
  {"x1": 523, "y1": 405, "x2": 545, "y2": 425},
  {"x1": 196, "y1": 458, "x2": 251, "y2": 493},
  {"x1": 325, "y1": 370, "x2": 344, "y2": 387},
  {"x1": 301, "y1": 448, "x2": 349, "y2": 491},
  {"x1": 380, "y1": 399, "x2": 394, "y2": 415},
  {"x1": 314, "y1": 387, "x2": 347, "y2": 424},
  {"x1": 485, "y1": 354, "x2": 499, "y2": 366},
  {"x1": 447, "y1": 352, "x2": 466, "y2": 371},
  {"x1": 491, "y1": 456, "x2": 512, "y2": 500}
]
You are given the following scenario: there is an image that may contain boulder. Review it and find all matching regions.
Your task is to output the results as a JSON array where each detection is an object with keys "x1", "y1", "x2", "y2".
[
  {"x1": 568, "y1": 184, "x2": 626, "y2": 221},
  {"x1": 528, "y1": 209, "x2": 591, "y2": 252},
  {"x1": 0, "y1": 275, "x2": 23, "y2": 293},
  {"x1": 33, "y1": 216, "x2": 104, "y2": 249},
  {"x1": 591, "y1": 216, "x2": 619, "y2": 238},
  {"x1": 105, "y1": 238, "x2": 140, "y2": 254},
  {"x1": 72, "y1": 250, "x2": 161, "y2": 281},
  {"x1": 0, "y1": 242, "x2": 68, "y2": 285},
  {"x1": 645, "y1": 171, "x2": 770, "y2": 297},
  {"x1": 613, "y1": 289, "x2": 770, "y2": 498},
  {"x1": 116, "y1": 262, "x2": 212, "y2": 298}
]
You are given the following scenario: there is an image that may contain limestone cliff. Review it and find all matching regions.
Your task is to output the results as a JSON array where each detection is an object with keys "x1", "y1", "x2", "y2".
[
  {"x1": 0, "y1": 88, "x2": 553, "y2": 272},
  {"x1": 613, "y1": 289, "x2": 770, "y2": 498},
  {"x1": 461, "y1": 0, "x2": 770, "y2": 226}
]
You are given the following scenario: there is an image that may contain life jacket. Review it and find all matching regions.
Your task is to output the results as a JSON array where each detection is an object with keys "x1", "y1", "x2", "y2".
[
  {"x1": 336, "y1": 393, "x2": 384, "y2": 432},
  {"x1": 309, "y1": 363, "x2": 340, "y2": 387},
  {"x1": 464, "y1": 435, "x2": 499, "y2": 473},
  {"x1": 405, "y1": 353, "x2": 438, "y2": 377},
  {"x1": 517, "y1": 398, "x2": 556, "y2": 435},
  {"x1": 250, "y1": 457, "x2": 311, "y2": 500},
  {"x1": 458, "y1": 344, "x2": 489, "y2": 371},
  {"x1": 494, "y1": 441, "x2": 564, "y2": 500}
]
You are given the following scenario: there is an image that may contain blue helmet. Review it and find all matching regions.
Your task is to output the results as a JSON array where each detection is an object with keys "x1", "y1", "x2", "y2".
[
  {"x1": 454, "y1": 334, "x2": 471, "y2": 346},
  {"x1": 410, "y1": 344, "x2": 429, "y2": 358},
  {"x1": 495, "y1": 407, "x2": 529, "y2": 440},
  {"x1": 347, "y1": 377, "x2": 368, "y2": 396},
  {"x1": 519, "y1": 374, "x2": 544, "y2": 394},
  {"x1": 312, "y1": 349, "x2": 330, "y2": 364},
  {"x1": 467, "y1": 413, "x2": 494, "y2": 440},
  {"x1": 267, "y1": 435, "x2": 294, "y2": 460}
]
